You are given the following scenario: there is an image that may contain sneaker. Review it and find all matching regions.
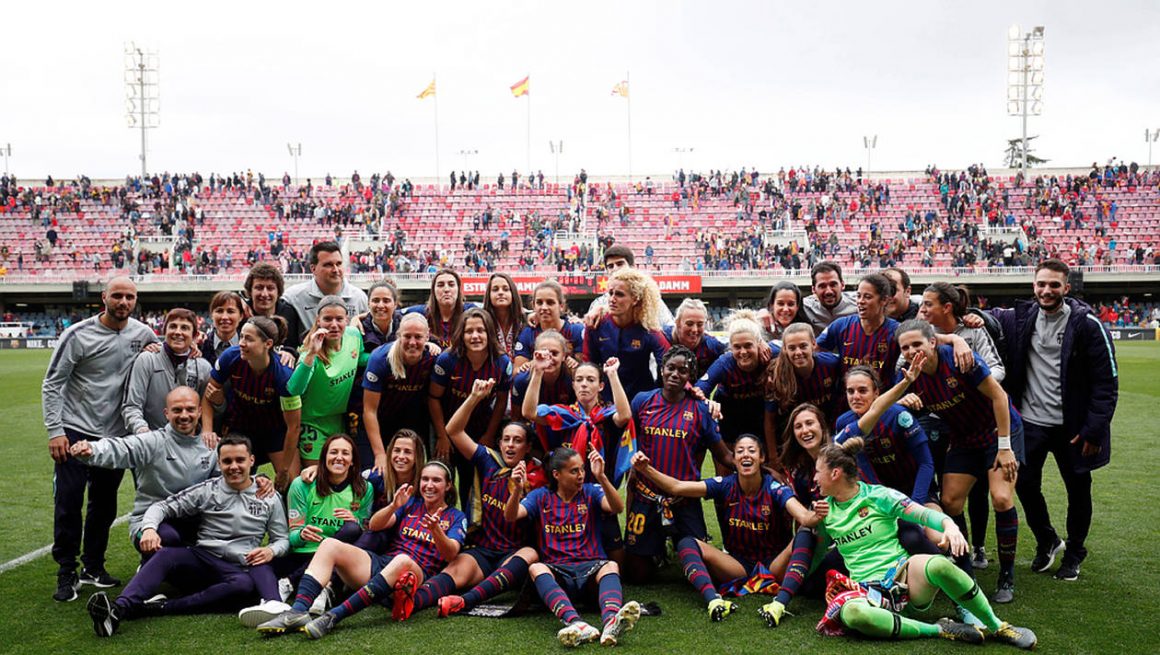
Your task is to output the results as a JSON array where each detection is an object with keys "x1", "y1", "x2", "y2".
[
  {"x1": 238, "y1": 600, "x2": 293, "y2": 628},
  {"x1": 1054, "y1": 557, "x2": 1081, "y2": 581},
  {"x1": 955, "y1": 604, "x2": 986, "y2": 629},
  {"x1": 391, "y1": 571, "x2": 418, "y2": 621},
  {"x1": 438, "y1": 595, "x2": 466, "y2": 618},
  {"x1": 1030, "y1": 537, "x2": 1064, "y2": 573},
  {"x1": 53, "y1": 570, "x2": 80, "y2": 602},
  {"x1": 87, "y1": 591, "x2": 121, "y2": 638},
  {"x1": 80, "y1": 568, "x2": 122, "y2": 588},
  {"x1": 277, "y1": 577, "x2": 295, "y2": 603},
  {"x1": 971, "y1": 546, "x2": 989, "y2": 570},
  {"x1": 986, "y1": 622, "x2": 1038, "y2": 650},
  {"x1": 758, "y1": 600, "x2": 787, "y2": 628},
  {"x1": 993, "y1": 573, "x2": 1015, "y2": 604},
  {"x1": 140, "y1": 594, "x2": 168, "y2": 616},
  {"x1": 707, "y1": 598, "x2": 735, "y2": 622},
  {"x1": 256, "y1": 610, "x2": 312, "y2": 635},
  {"x1": 308, "y1": 586, "x2": 333, "y2": 616},
  {"x1": 936, "y1": 617, "x2": 985, "y2": 645},
  {"x1": 303, "y1": 612, "x2": 338, "y2": 640},
  {"x1": 557, "y1": 621, "x2": 600, "y2": 647},
  {"x1": 600, "y1": 600, "x2": 641, "y2": 646}
]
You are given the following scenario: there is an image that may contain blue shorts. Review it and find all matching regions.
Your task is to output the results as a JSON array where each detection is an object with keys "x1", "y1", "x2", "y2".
[
  {"x1": 944, "y1": 423, "x2": 1026, "y2": 477},
  {"x1": 546, "y1": 560, "x2": 607, "y2": 598},
  {"x1": 624, "y1": 494, "x2": 708, "y2": 558},
  {"x1": 464, "y1": 546, "x2": 513, "y2": 578}
]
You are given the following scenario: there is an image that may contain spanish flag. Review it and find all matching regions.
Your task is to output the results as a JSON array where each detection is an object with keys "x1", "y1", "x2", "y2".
[
  {"x1": 510, "y1": 75, "x2": 529, "y2": 98},
  {"x1": 611, "y1": 80, "x2": 629, "y2": 98},
  {"x1": 417, "y1": 79, "x2": 436, "y2": 100}
]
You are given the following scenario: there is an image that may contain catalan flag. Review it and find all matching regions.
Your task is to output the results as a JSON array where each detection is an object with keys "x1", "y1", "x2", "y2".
[
  {"x1": 510, "y1": 75, "x2": 530, "y2": 98},
  {"x1": 611, "y1": 80, "x2": 629, "y2": 98},
  {"x1": 613, "y1": 420, "x2": 638, "y2": 487},
  {"x1": 417, "y1": 79, "x2": 436, "y2": 100}
]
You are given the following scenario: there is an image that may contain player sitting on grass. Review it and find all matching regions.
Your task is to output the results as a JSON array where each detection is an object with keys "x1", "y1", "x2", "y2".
[{"x1": 86, "y1": 435, "x2": 290, "y2": 637}]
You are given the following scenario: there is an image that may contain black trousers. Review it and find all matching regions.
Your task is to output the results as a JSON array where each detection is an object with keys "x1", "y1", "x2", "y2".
[
  {"x1": 53, "y1": 428, "x2": 125, "y2": 573},
  {"x1": 1015, "y1": 421, "x2": 1093, "y2": 561}
]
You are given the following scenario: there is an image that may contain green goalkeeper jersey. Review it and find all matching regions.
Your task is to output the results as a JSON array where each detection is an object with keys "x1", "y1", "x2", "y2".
[
  {"x1": 287, "y1": 326, "x2": 368, "y2": 458},
  {"x1": 817, "y1": 482, "x2": 948, "y2": 583},
  {"x1": 286, "y1": 476, "x2": 373, "y2": 554}
]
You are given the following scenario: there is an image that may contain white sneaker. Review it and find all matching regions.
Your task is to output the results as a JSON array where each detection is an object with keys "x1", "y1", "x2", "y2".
[
  {"x1": 238, "y1": 600, "x2": 293, "y2": 628},
  {"x1": 278, "y1": 577, "x2": 294, "y2": 603},
  {"x1": 557, "y1": 621, "x2": 600, "y2": 647},
  {"x1": 309, "y1": 585, "x2": 334, "y2": 616},
  {"x1": 601, "y1": 601, "x2": 642, "y2": 646}
]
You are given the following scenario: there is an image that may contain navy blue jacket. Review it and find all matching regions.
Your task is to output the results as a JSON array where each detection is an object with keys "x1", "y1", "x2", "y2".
[{"x1": 991, "y1": 297, "x2": 1118, "y2": 473}]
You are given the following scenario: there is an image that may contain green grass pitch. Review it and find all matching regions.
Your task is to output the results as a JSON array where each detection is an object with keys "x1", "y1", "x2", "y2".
[{"x1": 1, "y1": 345, "x2": 1158, "y2": 654}]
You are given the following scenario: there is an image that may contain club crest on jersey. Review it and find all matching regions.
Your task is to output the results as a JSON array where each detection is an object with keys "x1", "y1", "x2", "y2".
[
  {"x1": 946, "y1": 377, "x2": 958, "y2": 388},
  {"x1": 858, "y1": 507, "x2": 871, "y2": 518},
  {"x1": 682, "y1": 411, "x2": 694, "y2": 421},
  {"x1": 350, "y1": 500, "x2": 361, "y2": 512},
  {"x1": 761, "y1": 504, "x2": 771, "y2": 517},
  {"x1": 577, "y1": 503, "x2": 588, "y2": 515},
  {"x1": 877, "y1": 342, "x2": 888, "y2": 353},
  {"x1": 351, "y1": 349, "x2": 358, "y2": 359},
  {"x1": 630, "y1": 339, "x2": 641, "y2": 349},
  {"x1": 130, "y1": 340, "x2": 144, "y2": 353},
  {"x1": 823, "y1": 378, "x2": 832, "y2": 387}
]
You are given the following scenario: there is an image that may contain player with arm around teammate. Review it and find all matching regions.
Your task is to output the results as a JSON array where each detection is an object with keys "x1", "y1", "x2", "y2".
[{"x1": 505, "y1": 447, "x2": 642, "y2": 647}]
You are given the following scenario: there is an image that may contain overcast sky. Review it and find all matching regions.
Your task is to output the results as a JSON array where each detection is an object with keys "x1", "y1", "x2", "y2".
[{"x1": 3, "y1": 0, "x2": 1158, "y2": 181}]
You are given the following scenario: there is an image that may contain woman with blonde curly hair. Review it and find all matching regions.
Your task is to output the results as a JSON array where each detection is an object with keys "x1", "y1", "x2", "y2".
[{"x1": 582, "y1": 268, "x2": 670, "y2": 402}]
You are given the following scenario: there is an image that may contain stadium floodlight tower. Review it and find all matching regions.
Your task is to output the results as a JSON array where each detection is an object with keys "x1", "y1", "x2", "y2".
[
  {"x1": 287, "y1": 143, "x2": 302, "y2": 185},
  {"x1": 549, "y1": 140, "x2": 563, "y2": 185},
  {"x1": 863, "y1": 135, "x2": 877, "y2": 178},
  {"x1": 1007, "y1": 25, "x2": 1045, "y2": 172},
  {"x1": 1146, "y1": 129, "x2": 1160, "y2": 167},
  {"x1": 124, "y1": 43, "x2": 160, "y2": 179},
  {"x1": 457, "y1": 149, "x2": 478, "y2": 172}
]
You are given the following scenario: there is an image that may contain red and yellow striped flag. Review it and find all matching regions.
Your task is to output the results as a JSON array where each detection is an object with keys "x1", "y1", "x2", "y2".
[
  {"x1": 611, "y1": 80, "x2": 629, "y2": 98},
  {"x1": 510, "y1": 76, "x2": 529, "y2": 98},
  {"x1": 417, "y1": 79, "x2": 436, "y2": 100}
]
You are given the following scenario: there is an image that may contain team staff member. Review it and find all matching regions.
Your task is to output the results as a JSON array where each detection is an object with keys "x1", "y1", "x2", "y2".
[
  {"x1": 282, "y1": 241, "x2": 369, "y2": 350},
  {"x1": 71, "y1": 387, "x2": 220, "y2": 555},
  {"x1": 86, "y1": 435, "x2": 290, "y2": 637},
  {"x1": 810, "y1": 438, "x2": 1036, "y2": 649},
  {"x1": 802, "y1": 261, "x2": 857, "y2": 335},
  {"x1": 504, "y1": 448, "x2": 642, "y2": 647},
  {"x1": 243, "y1": 262, "x2": 305, "y2": 352},
  {"x1": 122, "y1": 308, "x2": 211, "y2": 434},
  {"x1": 44, "y1": 276, "x2": 158, "y2": 601},
  {"x1": 200, "y1": 291, "x2": 246, "y2": 366},
  {"x1": 991, "y1": 259, "x2": 1118, "y2": 581}
]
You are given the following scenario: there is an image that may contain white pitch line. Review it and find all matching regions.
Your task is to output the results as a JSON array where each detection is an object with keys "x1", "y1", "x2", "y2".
[{"x1": 0, "y1": 514, "x2": 130, "y2": 574}]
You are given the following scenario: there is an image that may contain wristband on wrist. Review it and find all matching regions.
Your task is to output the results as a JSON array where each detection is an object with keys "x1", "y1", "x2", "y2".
[{"x1": 997, "y1": 435, "x2": 1012, "y2": 450}]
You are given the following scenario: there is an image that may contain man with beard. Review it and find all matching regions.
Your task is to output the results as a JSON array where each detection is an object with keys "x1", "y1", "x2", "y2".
[
  {"x1": 43, "y1": 276, "x2": 158, "y2": 602},
  {"x1": 803, "y1": 261, "x2": 857, "y2": 335},
  {"x1": 990, "y1": 259, "x2": 1118, "y2": 582}
]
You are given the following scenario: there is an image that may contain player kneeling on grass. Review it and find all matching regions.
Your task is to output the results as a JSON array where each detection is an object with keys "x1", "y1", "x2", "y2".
[
  {"x1": 811, "y1": 436, "x2": 1036, "y2": 649},
  {"x1": 506, "y1": 447, "x2": 641, "y2": 647},
  {"x1": 257, "y1": 461, "x2": 467, "y2": 638},
  {"x1": 87, "y1": 435, "x2": 290, "y2": 637},
  {"x1": 630, "y1": 434, "x2": 821, "y2": 624}
]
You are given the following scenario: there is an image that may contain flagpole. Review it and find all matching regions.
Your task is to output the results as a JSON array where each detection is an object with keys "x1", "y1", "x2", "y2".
[
  {"x1": 433, "y1": 73, "x2": 441, "y2": 189},
  {"x1": 626, "y1": 71, "x2": 633, "y2": 182},
  {"x1": 526, "y1": 74, "x2": 531, "y2": 175}
]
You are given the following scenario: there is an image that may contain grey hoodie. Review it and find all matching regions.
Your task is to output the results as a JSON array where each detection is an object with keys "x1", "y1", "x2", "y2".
[
  {"x1": 78, "y1": 424, "x2": 217, "y2": 536},
  {"x1": 141, "y1": 477, "x2": 289, "y2": 565},
  {"x1": 122, "y1": 348, "x2": 212, "y2": 434}
]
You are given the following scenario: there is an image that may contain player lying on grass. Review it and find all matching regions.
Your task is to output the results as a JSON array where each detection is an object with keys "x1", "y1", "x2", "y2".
[
  {"x1": 256, "y1": 461, "x2": 466, "y2": 638},
  {"x1": 505, "y1": 447, "x2": 642, "y2": 647},
  {"x1": 630, "y1": 434, "x2": 820, "y2": 623},
  {"x1": 811, "y1": 435, "x2": 1036, "y2": 649},
  {"x1": 86, "y1": 435, "x2": 289, "y2": 637}
]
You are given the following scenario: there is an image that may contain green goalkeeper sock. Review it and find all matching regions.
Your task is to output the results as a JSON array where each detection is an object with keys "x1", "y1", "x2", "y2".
[
  {"x1": 839, "y1": 598, "x2": 940, "y2": 639},
  {"x1": 925, "y1": 555, "x2": 1003, "y2": 631}
]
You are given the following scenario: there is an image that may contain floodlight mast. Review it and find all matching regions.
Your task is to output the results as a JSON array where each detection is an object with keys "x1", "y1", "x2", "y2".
[
  {"x1": 1007, "y1": 26, "x2": 1045, "y2": 171},
  {"x1": 125, "y1": 43, "x2": 159, "y2": 179},
  {"x1": 1147, "y1": 129, "x2": 1160, "y2": 167}
]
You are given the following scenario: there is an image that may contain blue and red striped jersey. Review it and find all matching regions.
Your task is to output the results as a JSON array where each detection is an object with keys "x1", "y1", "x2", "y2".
[
  {"x1": 514, "y1": 323, "x2": 585, "y2": 361},
  {"x1": 510, "y1": 370, "x2": 575, "y2": 416},
  {"x1": 765, "y1": 351, "x2": 843, "y2": 431},
  {"x1": 696, "y1": 346, "x2": 776, "y2": 440},
  {"x1": 817, "y1": 315, "x2": 901, "y2": 378},
  {"x1": 402, "y1": 303, "x2": 480, "y2": 350},
  {"x1": 583, "y1": 316, "x2": 669, "y2": 402},
  {"x1": 432, "y1": 351, "x2": 513, "y2": 434},
  {"x1": 521, "y1": 484, "x2": 606, "y2": 565},
  {"x1": 387, "y1": 496, "x2": 468, "y2": 577},
  {"x1": 211, "y1": 346, "x2": 296, "y2": 441},
  {"x1": 835, "y1": 405, "x2": 935, "y2": 504},
  {"x1": 363, "y1": 342, "x2": 436, "y2": 422},
  {"x1": 900, "y1": 345, "x2": 1022, "y2": 450},
  {"x1": 469, "y1": 444, "x2": 525, "y2": 552},
  {"x1": 703, "y1": 473, "x2": 797, "y2": 564},
  {"x1": 663, "y1": 325, "x2": 728, "y2": 377},
  {"x1": 631, "y1": 389, "x2": 722, "y2": 494}
]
